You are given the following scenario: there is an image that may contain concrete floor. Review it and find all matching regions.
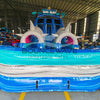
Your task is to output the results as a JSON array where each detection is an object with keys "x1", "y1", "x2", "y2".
[{"x1": 0, "y1": 90, "x2": 100, "y2": 100}]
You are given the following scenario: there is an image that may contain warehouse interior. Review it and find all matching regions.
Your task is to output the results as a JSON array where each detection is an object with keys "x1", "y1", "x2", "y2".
[
  {"x1": 0, "y1": 0, "x2": 100, "y2": 100},
  {"x1": 0, "y1": 0, "x2": 100, "y2": 38}
]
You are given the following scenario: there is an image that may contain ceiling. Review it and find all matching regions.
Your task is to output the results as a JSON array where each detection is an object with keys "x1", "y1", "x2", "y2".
[{"x1": 0, "y1": 0, "x2": 100, "y2": 26}]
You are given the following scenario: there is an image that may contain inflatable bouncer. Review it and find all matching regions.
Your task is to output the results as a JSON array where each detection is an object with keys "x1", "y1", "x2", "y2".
[{"x1": 0, "y1": 8, "x2": 100, "y2": 93}]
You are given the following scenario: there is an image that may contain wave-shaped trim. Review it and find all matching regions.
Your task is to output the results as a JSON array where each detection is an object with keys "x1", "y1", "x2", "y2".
[{"x1": 0, "y1": 64, "x2": 100, "y2": 77}]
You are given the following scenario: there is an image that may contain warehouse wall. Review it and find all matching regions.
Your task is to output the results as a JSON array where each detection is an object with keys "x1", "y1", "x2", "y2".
[
  {"x1": 71, "y1": 11, "x2": 99, "y2": 38},
  {"x1": 85, "y1": 12, "x2": 98, "y2": 36},
  {"x1": 0, "y1": 9, "x2": 33, "y2": 33},
  {"x1": 71, "y1": 23, "x2": 75, "y2": 34},
  {"x1": 76, "y1": 19, "x2": 84, "y2": 36},
  {"x1": 97, "y1": 11, "x2": 100, "y2": 39}
]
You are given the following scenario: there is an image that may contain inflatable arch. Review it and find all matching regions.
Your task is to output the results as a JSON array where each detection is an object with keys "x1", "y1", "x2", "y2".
[
  {"x1": 55, "y1": 23, "x2": 79, "y2": 49},
  {"x1": 20, "y1": 21, "x2": 44, "y2": 48},
  {"x1": 56, "y1": 32, "x2": 78, "y2": 45},
  {"x1": 20, "y1": 30, "x2": 44, "y2": 43}
]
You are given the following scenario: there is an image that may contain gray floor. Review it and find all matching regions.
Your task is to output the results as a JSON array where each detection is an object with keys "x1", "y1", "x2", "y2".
[{"x1": 0, "y1": 90, "x2": 100, "y2": 100}]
